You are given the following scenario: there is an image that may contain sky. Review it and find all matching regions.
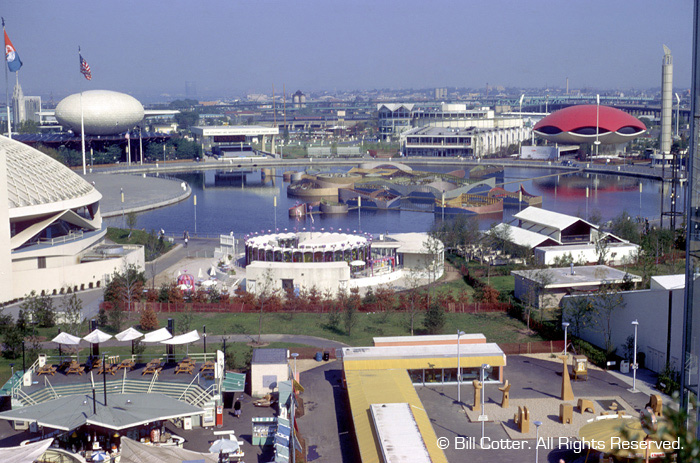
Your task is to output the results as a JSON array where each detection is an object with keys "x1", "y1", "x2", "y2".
[{"x1": 1, "y1": 0, "x2": 694, "y2": 102}]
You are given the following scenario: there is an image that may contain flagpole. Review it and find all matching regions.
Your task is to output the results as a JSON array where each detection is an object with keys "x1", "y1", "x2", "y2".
[
  {"x1": 3, "y1": 20, "x2": 11, "y2": 139},
  {"x1": 79, "y1": 47, "x2": 86, "y2": 175},
  {"x1": 80, "y1": 90, "x2": 86, "y2": 175}
]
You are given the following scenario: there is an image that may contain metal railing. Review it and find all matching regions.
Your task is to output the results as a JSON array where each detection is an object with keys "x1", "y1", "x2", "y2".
[
  {"x1": 190, "y1": 383, "x2": 217, "y2": 408},
  {"x1": 178, "y1": 373, "x2": 201, "y2": 401},
  {"x1": 43, "y1": 376, "x2": 59, "y2": 400},
  {"x1": 147, "y1": 370, "x2": 159, "y2": 393},
  {"x1": 37, "y1": 230, "x2": 84, "y2": 246}
]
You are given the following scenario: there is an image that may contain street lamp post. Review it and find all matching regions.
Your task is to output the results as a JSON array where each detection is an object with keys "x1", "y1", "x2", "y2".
[
  {"x1": 291, "y1": 352, "x2": 299, "y2": 382},
  {"x1": 675, "y1": 93, "x2": 681, "y2": 138},
  {"x1": 457, "y1": 330, "x2": 465, "y2": 404},
  {"x1": 479, "y1": 363, "x2": 490, "y2": 442},
  {"x1": 562, "y1": 322, "x2": 570, "y2": 356},
  {"x1": 203, "y1": 325, "x2": 207, "y2": 355},
  {"x1": 594, "y1": 94, "x2": 601, "y2": 160},
  {"x1": 534, "y1": 420, "x2": 543, "y2": 462},
  {"x1": 519, "y1": 94, "x2": 524, "y2": 157},
  {"x1": 629, "y1": 320, "x2": 640, "y2": 393}
]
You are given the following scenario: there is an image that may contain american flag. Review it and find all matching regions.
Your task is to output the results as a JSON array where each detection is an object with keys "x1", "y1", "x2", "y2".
[{"x1": 79, "y1": 49, "x2": 91, "y2": 80}]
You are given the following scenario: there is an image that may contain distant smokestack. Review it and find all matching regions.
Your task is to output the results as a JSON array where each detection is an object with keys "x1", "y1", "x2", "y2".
[{"x1": 661, "y1": 45, "x2": 674, "y2": 155}]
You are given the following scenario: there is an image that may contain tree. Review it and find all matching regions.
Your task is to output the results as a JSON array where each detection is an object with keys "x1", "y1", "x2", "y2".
[
  {"x1": 591, "y1": 274, "x2": 626, "y2": 355},
  {"x1": 20, "y1": 291, "x2": 55, "y2": 328},
  {"x1": 126, "y1": 212, "x2": 138, "y2": 232},
  {"x1": 401, "y1": 268, "x2": 425, "y2": 336},
  {"x1": 174, "y1": 110, "x2": 200, "y2": 131},
  {"x1": 522, "y1": 269, "x2": 554, "y2": 328},
  {"x1": 594, "y1": 235, "x2": 610, "y2": 265},
  {"x1": 423, "y1": 302, "x2": 445, "y2": 335},
  {"x1": 422, "y1": 233, "x2": 444, "y2": 309},
  {"x1": 104, "y1": 265, "x2": 146, "y2": 313},
  {"x1": 564, "y1": 294, "x2": 595, "y2": 338},
  {"x1": 609, "y1": 210, "x2": 641, "y2": 243},
  {"x1": 2, "y1": 325, "x2": 24, "y2": 359},
  {"x1": 178, "y1": 306, "x2": 195, "y2": 334},
  {"x1": 140, "y1": 306, "x2": 159, "y2": 331},
  {"x1": 16, "y1": 120, "x2": 40, "y2": 134},
  {"x1": 254, "y1": 270, "x2": 277, "y2": 344},
  {"x1": 344, "y1": 288, "x2": 361, "y2": 336},
  {"x1": 108, "y1": 305, "x2": 126, "y2": 332},
  {"x1": 59, "y1": 293, "x2": 84, "y2": 336}
]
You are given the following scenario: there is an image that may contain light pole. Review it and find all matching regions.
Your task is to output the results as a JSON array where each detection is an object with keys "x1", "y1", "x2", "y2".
[
  {"x1": 534, "y1": 420, "x2": 543, "y2": 462},
  {"x1": 291, "y1": 352, "x2": 299, "y2": 382},
  {"x1": 562, "y1": 322, "x2": 570, "y2": 356},
  {"x1": 193, "y1": 195, "x2": 197, "y2": 236},
  {"x1": 519, "y1": 94, "x2": 524, "y2": 157},
  {"x1": 457, "y1": 330, "x2": 465, "y2": 404},
  {"x1": 594, "y1": 94, "x2": 601, "y2": 160},
  {"x1": 675, "y1": 93, "x2": 681, "y2": 138},
  {"x1": 479, "y1": 363, "x2": 489, "y2": 442},
  {"x1": 629, "y1": 320, "x2": 640, "y2": 393}
]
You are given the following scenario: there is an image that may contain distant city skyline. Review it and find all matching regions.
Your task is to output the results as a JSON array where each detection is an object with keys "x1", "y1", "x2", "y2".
[{"x1": 1, "y1": 0, "x2": 693, "y2": 102}]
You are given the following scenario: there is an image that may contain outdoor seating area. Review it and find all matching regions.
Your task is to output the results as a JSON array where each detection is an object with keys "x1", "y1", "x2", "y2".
[
  {"x1": 174, "y1": 358, "x2": 195, "y2": 375},
  {"x1": 142, "y1": 359, "x2": 164, "y2": 376}
]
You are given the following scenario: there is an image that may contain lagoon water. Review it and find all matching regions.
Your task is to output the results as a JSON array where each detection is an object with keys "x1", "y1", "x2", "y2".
[{"x1": 104, "y1": 165, "x2": 677, "y2": 236}]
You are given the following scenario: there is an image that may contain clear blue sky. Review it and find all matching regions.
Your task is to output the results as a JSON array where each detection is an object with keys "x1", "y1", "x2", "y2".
[{"x1": 2, "y1": 0, "x2": 694, "y2": 101}]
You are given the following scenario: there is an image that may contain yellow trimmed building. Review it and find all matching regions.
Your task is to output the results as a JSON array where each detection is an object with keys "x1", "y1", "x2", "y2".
[{"x1": 340, "y1": 334, "x2": 506, "y2": 462}]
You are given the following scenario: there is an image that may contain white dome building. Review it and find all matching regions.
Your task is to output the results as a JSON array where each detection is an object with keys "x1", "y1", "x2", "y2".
[
  {"x1": 54, "y1": 90, "x2": 145, "y2": 135},
  {"x1": 0, "y1": 136, "x2": 143, "y2": 302}
]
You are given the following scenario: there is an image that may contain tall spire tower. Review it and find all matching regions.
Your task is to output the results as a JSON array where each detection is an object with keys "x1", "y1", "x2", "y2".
[{"x1": 661, "y1": 45, "x2": 674, "y2": 155}]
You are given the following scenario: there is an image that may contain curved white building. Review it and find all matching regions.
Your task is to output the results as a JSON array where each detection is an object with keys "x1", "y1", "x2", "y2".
[
  {"x1": 55, "y1": 90, "x2": 145, "y2": 135},
  {"x1": 0, "y1": 136, "x2": 143, "y2": 302}
]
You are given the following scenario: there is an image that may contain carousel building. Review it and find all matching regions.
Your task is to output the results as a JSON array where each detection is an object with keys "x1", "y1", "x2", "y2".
[{"x1": 244, "y1": 230, "x2": 443, "y2": 296}]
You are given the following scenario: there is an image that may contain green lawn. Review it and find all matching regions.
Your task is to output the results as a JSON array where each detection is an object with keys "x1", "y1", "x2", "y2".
[
  {"x1": 486, "y1": 275, "x2": 515, "y2": 294},
  {"x1": 106, "y1": 227, "x2": 173, "y2": 260}
]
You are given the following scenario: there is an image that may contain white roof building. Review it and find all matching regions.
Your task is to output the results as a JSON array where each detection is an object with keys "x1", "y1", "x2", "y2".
[{"x1": 1, "y1": 135, "x2": 144, "y2": 302}]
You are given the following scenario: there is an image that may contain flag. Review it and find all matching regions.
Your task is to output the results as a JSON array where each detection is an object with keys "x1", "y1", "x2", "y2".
[
  {"x1": 4, "y1": 28, "x2": 22, "y2": 72},
  {"x1": 79, "y1": 49, "x2": 91, "y2": 80}
]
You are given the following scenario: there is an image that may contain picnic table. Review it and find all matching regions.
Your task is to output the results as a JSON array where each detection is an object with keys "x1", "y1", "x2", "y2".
[
  {"x1": 142, "y1": 359, "x2": 163, "y2": 376},
  {"x1": 117, "y1": 359, "x2": 135, "y2": 371},
  {"x1": 200, "y1": 361, "x2": 216, "y2": 373},
  {"x1": 97, "y1": 363, "x2": 117, "y2": 375},
  {"x1": 37, "y1": 364, "x2": 57, "y2": 376},
  {"x1": 175, "y1": 359, "x2": 196, "y2": 375},
  {"x1": 66, "y1": 362, "x2": 85, "y2": 376}
]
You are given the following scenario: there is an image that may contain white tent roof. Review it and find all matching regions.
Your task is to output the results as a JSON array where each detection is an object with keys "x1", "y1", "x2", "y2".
[
  {"x1": 513, "y1": 206, "x2": 598, "y2": 232},
  {"x1": 120, "y1": 437, "x2": 218, "y2": 463},
  {"x1": 162, "y1": 330, "x2": 200, "y2": 345},
  {"x1": 115, "y1": 327, "x2": 144, "y2": 342},
  {"x1": 83, "y1": 329, "x2": 113, "y2": 344},
  {"x1": 0, "y1": 438, "x2": 53, "y2": 463},
  {"x1": 493, "y1": 223, "x2": 562, "y2": 249},
  {"x1": 143, "y1": 327, "x2": 173, "y2": 343},
  {"x1": 52, "y1": 332, "x2": 81, "y2": 345}
]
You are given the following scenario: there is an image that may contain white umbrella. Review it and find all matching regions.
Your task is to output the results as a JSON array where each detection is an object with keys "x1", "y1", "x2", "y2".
[
  {"x1": 115, "y1": 327, "x2": 143, "y2": 342},
  {"x1": 116, "y1": 327, "x2": 144, "y2": 355},
  {"x1": 208, "y1": 438, "x2": 240, "y2": 454},
  {"x1": 201, "y1": 280, "x2": 216, "y2": 287},
  {"x1": 143, "y1": 327, "x2": 173, "y2": 343},
  {"x1": 83, "y1": 329, "x2": 112, "y2": 344},
  {"x1": 83, "y1": 329, "x2": 112, "y2": 358},
  {"x1": 52, "y1": 332, "x2": 81, "y2": 345},
  {"x1": 209, "y1": 266, "x2": 217, "y2": 277},
  {"x1": 197, "y1": 268, "x2": 204, "y2": 279},
  {"x1": 91, "y1": 451, "x2": 109, "y2": 462},
  {"x1": 162, "y1": 330, "x2": 200, "y2": 355},
  {"x1": 52, "y1": 332, "x2": 81, "y2": 361}
]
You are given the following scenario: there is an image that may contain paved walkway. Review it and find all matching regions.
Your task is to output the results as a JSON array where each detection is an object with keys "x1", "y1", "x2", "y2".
[{"x1": 84, "y1": 172, "x2": 191, "y2": 217}]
